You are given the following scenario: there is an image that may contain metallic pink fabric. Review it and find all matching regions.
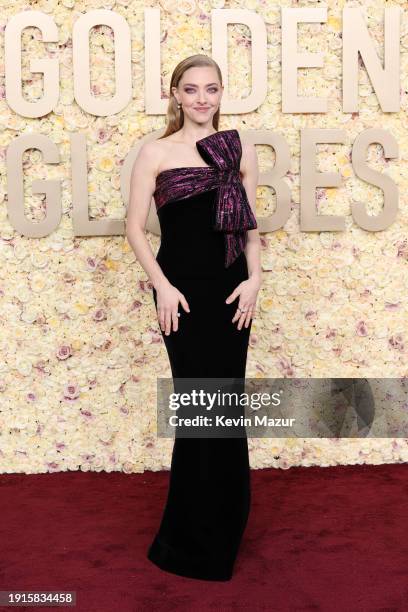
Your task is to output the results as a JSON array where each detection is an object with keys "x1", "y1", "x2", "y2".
[{"x1": 153, "y1": 129, "x2": 257, "y2": 268}]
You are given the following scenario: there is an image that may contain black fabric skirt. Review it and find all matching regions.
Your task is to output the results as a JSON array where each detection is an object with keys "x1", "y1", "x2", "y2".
[{"x1": 147, "y1": 189, "x2": 252, "y2": 581}]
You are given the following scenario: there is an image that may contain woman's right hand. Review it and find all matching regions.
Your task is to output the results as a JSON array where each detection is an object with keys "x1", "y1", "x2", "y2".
[{"x1": 155, "y1": 281, "x2": 190, "y2": 335}]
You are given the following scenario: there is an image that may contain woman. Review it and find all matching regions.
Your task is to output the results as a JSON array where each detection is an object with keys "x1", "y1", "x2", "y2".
[{"x1": 126, "y1": 54, "x2": 262, "y2": 581}]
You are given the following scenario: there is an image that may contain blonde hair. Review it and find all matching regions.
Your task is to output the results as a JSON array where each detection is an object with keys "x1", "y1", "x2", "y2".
[{"x1": 159, "y1": 54, "x2": 223, "y2": 140}]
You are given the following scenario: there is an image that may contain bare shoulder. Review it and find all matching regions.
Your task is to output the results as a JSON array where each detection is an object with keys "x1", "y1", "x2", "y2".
[
  {"x1": 138, "y1": 138, "x2": 164, "y2": 162},
  {"x1": 140, "y1": 134, "x2": 179, "y2": 161},
  {"x1": 133, "y1": 138, "x2": 166, "y2": 177}
]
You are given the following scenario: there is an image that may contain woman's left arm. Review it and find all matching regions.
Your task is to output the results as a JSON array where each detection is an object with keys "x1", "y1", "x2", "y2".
[
  {"x1": 225, "y1": 142, "x2": 262, "y2": 329},
  {"x1": 241, "y1": 141, "x2": 262, "y2": 287}
]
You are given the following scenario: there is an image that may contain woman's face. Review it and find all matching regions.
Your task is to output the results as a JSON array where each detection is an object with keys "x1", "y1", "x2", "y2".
[{"x1": 172, "y1": 66, "x2": 223, "y2": 125}]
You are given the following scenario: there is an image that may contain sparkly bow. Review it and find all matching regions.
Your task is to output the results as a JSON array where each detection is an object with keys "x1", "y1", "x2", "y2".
[{"x1": 196, "y1": 129, "x2": 258, "y2": 267}]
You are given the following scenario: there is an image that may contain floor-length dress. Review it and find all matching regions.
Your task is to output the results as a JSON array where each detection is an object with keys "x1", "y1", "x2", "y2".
[{"x1": 146, "y1": 129, "x2": 257, "y2": 581}]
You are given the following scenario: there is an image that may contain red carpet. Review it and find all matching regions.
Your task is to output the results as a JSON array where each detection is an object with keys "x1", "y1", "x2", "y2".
[{"x1": 0, "y1": 463, "x2": 407, "y2": 611}]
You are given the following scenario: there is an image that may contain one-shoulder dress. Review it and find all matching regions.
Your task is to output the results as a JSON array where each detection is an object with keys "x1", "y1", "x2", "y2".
[{"x1": 147, "y1": 129, "x2": 257, "y2": 581}]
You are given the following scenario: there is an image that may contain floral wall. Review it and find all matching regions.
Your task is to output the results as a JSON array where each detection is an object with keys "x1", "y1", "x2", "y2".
[{"x1": 0, "y1": 0, "x2": 407, "y2": 474}]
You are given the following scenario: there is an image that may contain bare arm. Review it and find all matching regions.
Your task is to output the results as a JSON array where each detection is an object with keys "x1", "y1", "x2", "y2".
[
  {"x1": 125, "y1": 141, "x2": 170, "y2": 291},
  {"x1": 240, "y1": 142, "x2": 262, "y2": 287},
  {"x1": 125, "y1": 141, "x2": 190, "y2": 335},
  {"x1": 225, "y1": 141, "x2": 262, "y2": 329}
]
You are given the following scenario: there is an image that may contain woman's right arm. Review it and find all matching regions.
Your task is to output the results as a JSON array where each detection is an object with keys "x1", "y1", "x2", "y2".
[{"x1": 125, "y1": 142, "x2": 190, "y2": 335}]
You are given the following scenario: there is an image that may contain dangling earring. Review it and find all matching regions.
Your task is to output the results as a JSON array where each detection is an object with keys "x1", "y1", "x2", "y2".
[{"x1": 177, "y1": 102, "x2": 181, "y2": 110}]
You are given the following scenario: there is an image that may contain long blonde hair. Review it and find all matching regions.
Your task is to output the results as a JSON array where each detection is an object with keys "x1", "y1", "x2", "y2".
[{"x1": 159, "y1": 55, "x2": 223, "y2": 140}]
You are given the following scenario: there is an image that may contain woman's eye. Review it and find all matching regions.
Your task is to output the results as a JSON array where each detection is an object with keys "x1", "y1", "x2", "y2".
[{"x1": 184, "y1": 88, "x2": 218, "y2": 94}]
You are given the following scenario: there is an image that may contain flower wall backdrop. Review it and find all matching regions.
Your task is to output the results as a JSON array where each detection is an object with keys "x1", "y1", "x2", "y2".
[{"x1": 0, "y1": 0, "x2": 408, "y2": 473}]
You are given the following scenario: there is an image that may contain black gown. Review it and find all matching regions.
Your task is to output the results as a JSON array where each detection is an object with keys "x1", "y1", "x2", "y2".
[{"x1": 146, "y1": 129, "x2": 256, "y2": 581}]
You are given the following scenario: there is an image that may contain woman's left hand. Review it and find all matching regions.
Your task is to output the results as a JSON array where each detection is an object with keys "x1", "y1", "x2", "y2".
[{"x1": 225, "y1": 276, "x2": 261, "y2": 330}]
